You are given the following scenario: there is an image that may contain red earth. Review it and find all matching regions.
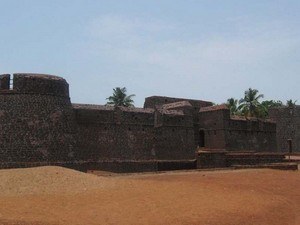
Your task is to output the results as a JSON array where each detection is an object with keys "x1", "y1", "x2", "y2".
[{"x1": 0, "y1": 166, "x2": 299, "y2": 225}]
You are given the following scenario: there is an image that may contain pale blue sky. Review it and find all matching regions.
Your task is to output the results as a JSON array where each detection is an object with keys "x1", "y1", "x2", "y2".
[{"x1": 0, "y1": 0, "x2": 299, "y2": 106}]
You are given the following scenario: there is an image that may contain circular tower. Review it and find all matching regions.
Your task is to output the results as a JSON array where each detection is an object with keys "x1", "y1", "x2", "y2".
[{"x1": 0, "y1": 73, "x2": 77, "y2": 167}]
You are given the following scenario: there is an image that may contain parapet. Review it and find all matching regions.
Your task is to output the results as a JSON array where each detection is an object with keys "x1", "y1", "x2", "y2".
[
  {"x1": 198, "y1": 104, "x2": 231, "y2": 126},
  {"x1": 199, "y1": 104, "x2": 229, "y2": 112},
  {"x1": 0, "y1": 73, "x2": 69, "y2": 97},
  {"x1": 144, "y1": 96, "x2": 212, "y2": 109},
  {"x1": 269, "y1": 105, "x2": 300, "y2": 118},
  {"x1": 0, "y1": 74, "x2": 10, "y2": 90},
  {"x1": 162, "y1": 101, "x2": 193, "y2": 110},
  {"x1": 73, "y1": 104, "x2": 156, "y2": 125}
]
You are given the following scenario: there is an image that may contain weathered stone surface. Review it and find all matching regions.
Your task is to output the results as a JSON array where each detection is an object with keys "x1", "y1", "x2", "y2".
[
  {"x1": 0, "y1": 73, "x2": 282, "y2": 172},
  {"x1": 0, "y1": 74, "x2": 10, "y2": 90},
  {"x1": 0, "y1": 74, "x2": 76, "y2": 163},
  {"x1": 198, "y1": 106, "x2": 277, "y2": 151},
  {"x1": 269, "y1": 106, "x2": 300, "y2": 152},
  {"x1": 13, "y1": 73, "x2": 69, "y2": 97}
]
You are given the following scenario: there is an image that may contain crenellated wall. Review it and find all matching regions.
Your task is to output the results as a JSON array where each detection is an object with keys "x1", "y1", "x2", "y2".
[{"x1": 0, "y1": 74, "x2": 10, "y2": 90}]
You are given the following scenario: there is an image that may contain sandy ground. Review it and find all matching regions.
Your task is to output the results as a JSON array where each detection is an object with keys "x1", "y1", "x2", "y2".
[{"x1": 0, "y1": 166, "x2": 299, "y2": 225}]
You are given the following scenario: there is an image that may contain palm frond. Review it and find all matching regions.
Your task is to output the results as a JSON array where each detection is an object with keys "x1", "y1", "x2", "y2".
[{"x1": 106, "y1": 87, "x2": 135, "y2": 107}]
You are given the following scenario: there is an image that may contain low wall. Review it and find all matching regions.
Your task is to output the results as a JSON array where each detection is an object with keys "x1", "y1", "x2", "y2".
[
  {"x1": 197, "y1": 151, "x2": 227, "y2": 168},
  {"x1": 0, "y1": 160, "x2": 198, "y2": 173},
  {"x1": 197, "y1": 151, "x2": 286, "y2": 169}
]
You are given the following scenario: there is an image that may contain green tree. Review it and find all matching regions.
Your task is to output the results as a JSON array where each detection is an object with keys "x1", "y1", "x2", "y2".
[
  {"x1": 226, "y1": 98, "x2": 239, "y2": 115},
  {"x1": 286, "y1": 99, "x2": 297, "y2": 107},
  {"x1": 238, "y1": 88, "x2": 264, "y2": 117},
  {"x1": 106, "y1": 87, "x2": 135, "y2": 107},
  {"x1": 258, "y1": 100, "x2": 283, "y2": 118}
]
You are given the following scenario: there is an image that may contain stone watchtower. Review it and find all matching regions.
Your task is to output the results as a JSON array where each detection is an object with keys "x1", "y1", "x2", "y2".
[{"x1": 0, "y1": 73, "x2": 77, "y2": 167}]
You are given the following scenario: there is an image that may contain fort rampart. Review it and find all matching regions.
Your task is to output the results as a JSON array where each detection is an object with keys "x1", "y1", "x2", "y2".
[
  {"x1": 269, "y1": 106, "x2": 300, "y2": 153},
  {"x1": 0, "y1": 74, "x2": 76, "y2": 167},
  {"x1": 0, "y1": 73, "x2": 287, "y2": 172},
  {"x1": 199, "y1": 105, "x2": 277, "y2": 151}
]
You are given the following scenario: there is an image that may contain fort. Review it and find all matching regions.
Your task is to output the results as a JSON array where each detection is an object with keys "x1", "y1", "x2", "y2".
[{"x1": 0, "y1": 73, "x2": 298, "y2": 172}]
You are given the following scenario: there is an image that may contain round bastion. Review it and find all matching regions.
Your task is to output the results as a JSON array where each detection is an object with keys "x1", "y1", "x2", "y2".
[
  {"x1": 0, "y1": 73, "x2": 77, "y2": 167},
  {"x1": 13, "y1": 73, "x2": 69, "y2": 96}
]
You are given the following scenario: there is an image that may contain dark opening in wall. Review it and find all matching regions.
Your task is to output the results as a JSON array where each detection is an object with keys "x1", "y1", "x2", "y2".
[{"x1": 198, "y1": 130, "x2": 205, "y2": 147}]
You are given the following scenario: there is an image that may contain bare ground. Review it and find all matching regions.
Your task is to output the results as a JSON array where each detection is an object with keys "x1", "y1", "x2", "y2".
[{"x1": 0, "y1": 166, "x2": 299, "y2": 225}]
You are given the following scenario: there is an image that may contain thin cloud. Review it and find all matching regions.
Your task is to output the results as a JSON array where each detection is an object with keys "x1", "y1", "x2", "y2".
[
  {"x1": 83, "y1": 14, "x2": 300, "y2": 105},
  {"x1": 88, "y1": 14, "x2": 298, "y2": 67}
]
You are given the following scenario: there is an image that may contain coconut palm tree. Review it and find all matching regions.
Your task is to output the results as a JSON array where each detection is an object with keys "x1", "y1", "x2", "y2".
[
  {"x1": 258, "y1": 100, "x2": 283, "y2": 118},
  {"x1": 238, "y1": 88, "x2": 264, "y2": 117},
  {"x1": 226, "y1": 98, "x2": 239, "y2": 115},
  {"x1": 106, "y1": 87, "x2": 135, "y2": 107},
  {"x1": 286, "y1": 99, "x2": 297, "y2": 108}
]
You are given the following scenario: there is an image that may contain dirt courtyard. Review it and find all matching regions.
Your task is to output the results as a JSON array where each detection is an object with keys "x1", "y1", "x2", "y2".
[{"x1": 0, "y1": 166, "x2": 299, "y2": 225}]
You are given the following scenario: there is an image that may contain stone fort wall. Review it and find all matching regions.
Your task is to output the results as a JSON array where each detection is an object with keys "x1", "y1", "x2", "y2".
[
  {"x1": 73, "y1": 104, "x2": 156, "y2": 161},
  {"x1": 73, "y1": 104, "x2": 195, "y2": 162},
  {"x1": 198, "y1": 105, "x2": 277, "y2": 151},
  {"x1": 0, "y1": 73, "x2": 283, "y2": 171},
  {"x1": 0, "y1": 74, "x2": 77, "y2": 167},
  {"x1": 269, "y1": 106, "x2": 300, "y2": 153}
]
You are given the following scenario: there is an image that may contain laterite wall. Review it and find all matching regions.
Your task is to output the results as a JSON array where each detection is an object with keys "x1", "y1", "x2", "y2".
[
  {"x1": 0, "y1": 73, "x2": 77, "y2": 166},
  {"x1": 269, "y1": 106, "x2": 300, "y2": 152},
  {"x1": 154, "y1": 109, "x2": 195, "y2": 160},
  {"x1": 198, "y1": 106, "x2": 277, "y2": 151},
  {"x1": 74, "y1": 105, "x2": 156, "y2": 161}
]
